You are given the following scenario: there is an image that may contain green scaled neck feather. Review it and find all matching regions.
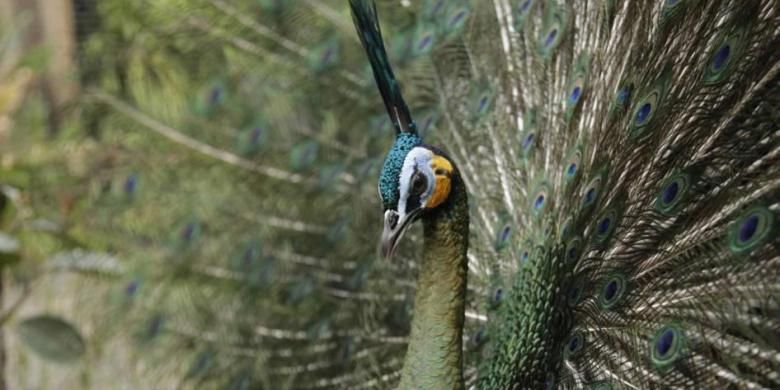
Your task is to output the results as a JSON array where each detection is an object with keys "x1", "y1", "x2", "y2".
[{"x1": 399, "y1": 169, "x2": 469, "y2": 390}]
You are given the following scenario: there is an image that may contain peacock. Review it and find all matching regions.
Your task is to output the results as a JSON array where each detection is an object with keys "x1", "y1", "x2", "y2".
[
  {"x1": 348, "y1": 0, "x2": 780, "y2": 388},
  {"x1": 2, "y1": 0, "x2": 779, "y2": 388}
]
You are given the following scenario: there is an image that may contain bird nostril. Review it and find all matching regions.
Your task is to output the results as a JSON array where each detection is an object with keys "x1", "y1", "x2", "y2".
[{"x1": 388, "y1": 213, "x2": 399, "y2": 229}]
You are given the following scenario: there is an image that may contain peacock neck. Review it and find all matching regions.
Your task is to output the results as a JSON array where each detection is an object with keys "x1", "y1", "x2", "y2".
[{"x1": 398, "y1": 172, "x2": 468, "y2": 390}]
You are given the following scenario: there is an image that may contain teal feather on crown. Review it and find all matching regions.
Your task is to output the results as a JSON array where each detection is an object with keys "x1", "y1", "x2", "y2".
[{"x1": 378, "y1": 132, "x2": 422, "y2": 208}]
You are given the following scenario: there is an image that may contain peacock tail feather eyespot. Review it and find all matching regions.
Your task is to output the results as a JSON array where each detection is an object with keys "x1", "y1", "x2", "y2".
[
  {"x1": 521, "y1": 131, "x2": 536, "y2": 154},
  {"x1": 123, "y1": 173, "x2": 140, "y2": 196},
  {"x1": 703, "y1": 28, "x2": 745, "y2": 84},
  {"x1": 422, "y1": 0, "x2": 447, "y2": 20},
  {"x1": 537, "y1": 5, "x2": 568, "y2": 58},
  {"x1": 728, "y1": 205, "x2": 775, "y2": 254},
  {"x1": 473, "y1": 86, "x2": 496, "y2": 120},
  {"x1": 650, "y1": 323, "x2": 687, "y2": 371},
  {"x1": 566, "y1": 55, "x2": 590, "y2": 109},
  {"x1": 628, "y1": 72, "x2": 670, "y2": 139},
  {"x1": 186, "y1": 350, "x2": 215, "y2": 379},
  {"x1": 124, "y1": 278, "x2": 141, "y2": 298},
  {"x1": 580, "y1": 174, "x2": 604, "y2": 210},
  {"x1": 193, "y1": 79, "x2": 227, "y2": 116},
  {"x1": 654, "y1": 172, "x2": 690, "y2": 214},
  {"x1": 520, "y1": 110, "x2": 539, "y2": 158},
  {"x1": 629, "y1": 90, "x2": 660, "y2": 136},
  {"x1": 513, "y1": 0, "x2": 536, "y2": 29},
  {"x1": 495, "y1": 214, "x2": 514, "y2": 251},
  {"x1": 445, "y1": 6, "x2": 470, "y2": 34},
  {"x1": 471, "y1": 327, "x2": 489, "y2": 349},
  {"x1": 567, "y1": 278, "x2": 585, "y2": 307},
  {"x1": 563, "y1": 148, "x2": 583, "y2": 183},
  {"x1": 563, "y1": 331, "x2": 585, "y2": 359},
  {"x1": 412, "y1": 26, "x2": 437, "y2": 57},
  {"x1": 592, "y1": 208, "x2": 620, "y2": 244},
  {"x1": 518, "y1": 240, "x2": 533, "y2": 264},
  {"x1": 139, "y1": 313, "x2": 165, "y2": 342},
  {"x1": 567, "y1": 83, "x2": 583, "y2": 107},
  {"x1": 610, "y1": 81, "x2": 633, "y2": 114},
  {"x1": 560, "y1": 216, "x2": 574, "y2": 240},
  {"x1": 489, "y1": 287, "x2": 504, "y2": 308},
  {"x1": 308, "y1": 38, "x2": 340, "y2": 72},
  {"x1": 565, "y1": 236, "x2": 582, "y2": 263},
  {"x1": 236, "y1": 119, "x2": 269, "y2": 156},
  {"x1": 290, "y1": 139, "x2": 320, "y2": 171},
  {"x1": 177, "y1": 219, "x2": 201, "y2": 247},
  {"x1": 531, "y1": 181, "x2": 550, "y2": 215},
  {"x1": 597, "y1": 273, "x2": 627, "y2": 310}
]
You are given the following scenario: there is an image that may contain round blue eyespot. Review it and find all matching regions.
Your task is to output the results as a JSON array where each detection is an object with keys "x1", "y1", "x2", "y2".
[
  {"x1": 473, "y1": 327, "x2": 486, "y2": 344},
  {"x1": 662, "y1": 181, "x2": 679, "y2": 204},
  {"x1": 617, "y1": 87, "x2": 630, "y2": 104},
  {"x1": 569, "y1": 336, "x2": 579, "y2": 351},
  {"x1": 635, "y1": 103, "x2": 652, "y2": 124},
  {"x1": 494, "y1": 288, "x2": 503, "y2": 302},
  {"x1": 520, "y1": 0, "x2": 532, "y2": 12},
  {"x1": 418, "y1": 35, "x2": 433, "y2": 50},
  {"x1": 544, "y1": 29, "x2": 558, "y2": 47},
  {"x1": 569, "y1": 86, "x2": 582, "y2": 104},
  {"x1": 604, "y1": 280, "x2": 618, "y2": 301},
  {"x1": 656, "y1": 328, "x2": 675, "y2": 356},
  {"x1": 124, "y1": 174, "x2": 138, "y2": 194},
  {"x1": 500, "y1": 226, "x2": 511, "y2": 242},
  {"x1": 125, "y1": 280, "x2": 139, "y2": 296},
  {"x1": 534, "y1": 195, "x2": 545, "y2": 209},
  {"x1": 522, "y1": 133, "x2": 535, "y2": 149},
  {"x1": 567, "y1": 163, "x2": 577, "y2": 176},
  {"x1": 478, "y1": 96, "x2": 489, "y2": 112},
  {"x1": 585, "y1": 188, "x2": 596, "y2": 204},
  {"x1": 208, "y1": 88, "x2": 223, "y2": 104},
  {"x1": 567, "y1": 247, "x2": 577, "y2": 260},
  {"x1": 598, "y1": 217, "x2": 611, "y2": 234},
  {"x1": 450, "y1": 10, "x2": 467, "y2": 25},
  {"x1": 522, "y1": 250, "x2": 529, "y2": 261},
  {"x1": 712, "y1": 44, "x2": 731, "y2": 71},
  {"x1": 182, "y1": 224, "x2": 196, "y2": 241},
  {"x1": 739, "y1": 214, "x2": 759, "y2": 243},
  {"x1": 320, "y1": 47, "x2": 334, "y2": 64}
]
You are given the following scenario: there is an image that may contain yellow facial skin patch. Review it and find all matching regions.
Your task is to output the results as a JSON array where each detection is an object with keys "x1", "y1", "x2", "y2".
[{"x1": 426, "y1": 155, "x2": 453, "y2": 209}]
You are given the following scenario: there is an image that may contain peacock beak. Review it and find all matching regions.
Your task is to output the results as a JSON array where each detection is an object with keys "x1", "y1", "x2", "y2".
[{"x1": 381, "y1": 208, "x2": 421, "y2": 260}]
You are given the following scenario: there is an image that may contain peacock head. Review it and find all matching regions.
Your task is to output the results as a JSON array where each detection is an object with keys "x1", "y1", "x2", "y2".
[{"x1": 379, "y1": 132, "x2": 456, "y2": 259}]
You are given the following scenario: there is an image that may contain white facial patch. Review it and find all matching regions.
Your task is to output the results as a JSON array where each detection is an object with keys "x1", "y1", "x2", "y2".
[{"x1": 397, "y1": 147, "x2": 436, "y2": 215}]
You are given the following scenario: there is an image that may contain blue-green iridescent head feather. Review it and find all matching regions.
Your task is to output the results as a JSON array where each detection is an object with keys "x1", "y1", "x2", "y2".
[{"x1": 379, "y1": 132, "x2": 423, "y2": 209}]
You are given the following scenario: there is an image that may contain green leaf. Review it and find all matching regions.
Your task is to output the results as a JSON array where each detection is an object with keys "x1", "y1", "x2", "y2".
[{"x1": 17, "y1": 315, "x2": 86, "y2": 363}]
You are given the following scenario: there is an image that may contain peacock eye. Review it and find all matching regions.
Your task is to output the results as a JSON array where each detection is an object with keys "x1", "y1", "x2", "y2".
[{"x1": 410, "y1": 172, "x2": 427, "y2": 196}]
